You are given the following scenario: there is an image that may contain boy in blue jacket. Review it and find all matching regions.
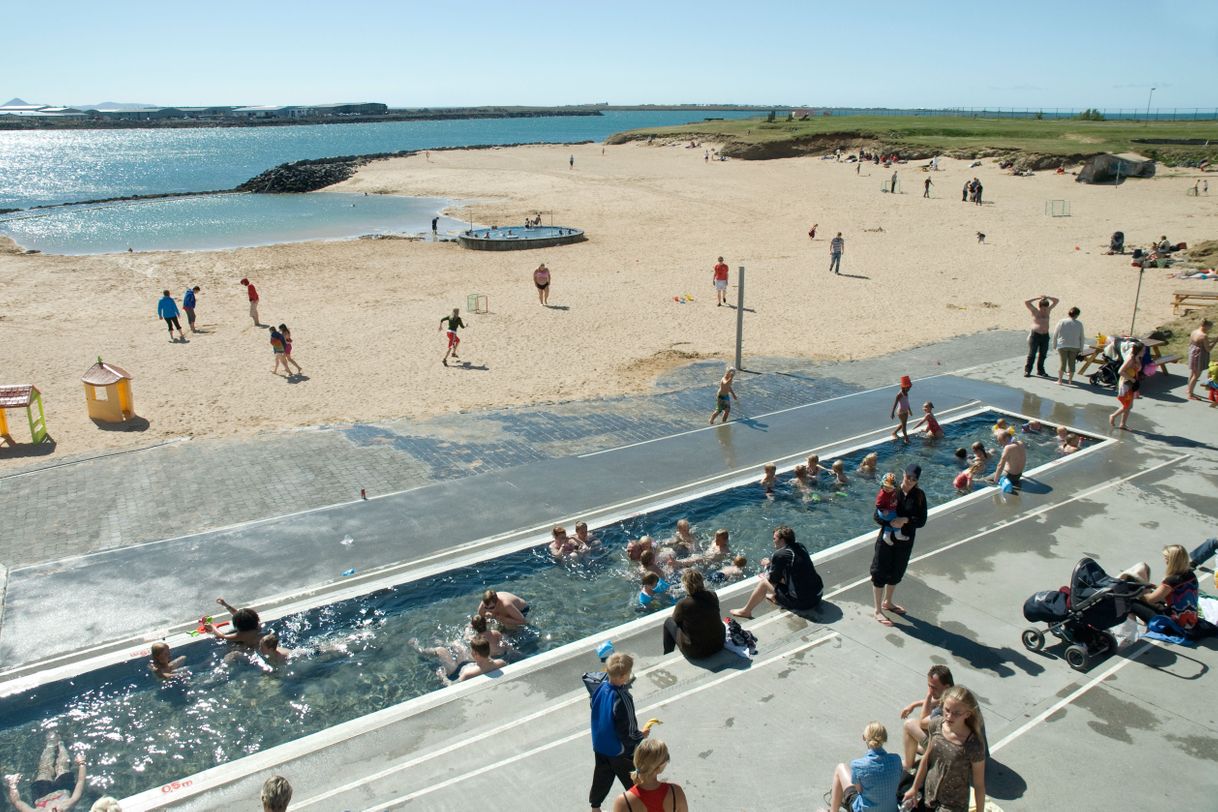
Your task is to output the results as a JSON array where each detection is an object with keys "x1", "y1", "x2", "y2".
[
  {"x1": 583, "y1": 652, "x2": 647, "y2": 811},
  {"x1": 157, "y1": 289, "x2": 186, "y2": 342}
]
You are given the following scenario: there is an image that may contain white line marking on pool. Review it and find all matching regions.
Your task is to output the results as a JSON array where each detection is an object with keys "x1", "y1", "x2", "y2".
[
  {"x1": 989, "y1": 641, "x2": 1153, "y2": 753},
  {"x1": 301, "y1": 631, "x2": 841, "y2": 810},
  {"x1": 579, "y1": 371, "x2": 962, "y2": 458}
]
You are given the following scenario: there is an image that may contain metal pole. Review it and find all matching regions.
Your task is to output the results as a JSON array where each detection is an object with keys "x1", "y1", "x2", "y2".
[
  {"x1": 734, "y1": 266, "x2": 745, "y2": 371},
  {"x1": 1145, "y1": 87, "x2": 1155, "y2": 123},
  {"x1": 1130, "y1": 265, "x2": 1145, "y2": 335}
]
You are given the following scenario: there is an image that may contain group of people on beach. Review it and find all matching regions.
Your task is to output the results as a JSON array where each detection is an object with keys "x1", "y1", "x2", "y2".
[
  {"x1": 153, "y1": 278, "x2": 303, "y2": 378},
  {"x1": 1021, "y1": 291, "x2": 1218, "y2": 429}
]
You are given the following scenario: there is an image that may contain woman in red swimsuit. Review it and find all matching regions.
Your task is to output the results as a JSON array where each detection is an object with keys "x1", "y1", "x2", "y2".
[{"x1": 613, "y1": 738, "x2": 688, "y2": 812}]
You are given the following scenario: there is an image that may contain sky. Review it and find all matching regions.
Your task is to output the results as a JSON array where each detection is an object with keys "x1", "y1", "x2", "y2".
[{"x1": 4, "y1": 0, "x2": 1217, "y2": 110}]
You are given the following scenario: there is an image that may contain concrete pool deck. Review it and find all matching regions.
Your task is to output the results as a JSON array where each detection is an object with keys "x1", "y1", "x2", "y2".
[{"x1": 3, "y1": 334, "x2": 1218, "y2": 810}]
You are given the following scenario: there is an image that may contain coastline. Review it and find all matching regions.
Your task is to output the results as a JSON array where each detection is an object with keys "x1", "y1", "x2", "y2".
[{"x1": 0, "y1": 140, "x2": 1211, "y2": 465}]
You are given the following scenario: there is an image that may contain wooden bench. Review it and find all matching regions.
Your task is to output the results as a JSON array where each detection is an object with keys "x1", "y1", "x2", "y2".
[
  {"x1": 1153, "y1": 354, "x2": 1182, "y2": 374},
  {"x1": 1172, "y1": 289, "x2": 1218, "y2": 314}
]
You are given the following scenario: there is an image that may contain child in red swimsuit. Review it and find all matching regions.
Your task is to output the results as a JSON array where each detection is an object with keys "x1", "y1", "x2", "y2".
[{"x1": 911, "y1": 401, "x2": 943, "y2": 439}]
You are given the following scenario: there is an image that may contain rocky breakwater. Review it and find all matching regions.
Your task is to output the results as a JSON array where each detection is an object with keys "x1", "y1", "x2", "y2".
[{"x1": 235, "y1": 154, "x2": 382, "y2": 193}]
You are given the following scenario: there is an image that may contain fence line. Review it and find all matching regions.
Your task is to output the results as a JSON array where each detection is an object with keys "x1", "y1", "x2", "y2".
[{"x1": 810, "y1": 107, "x2": 1218, "y2": 121}]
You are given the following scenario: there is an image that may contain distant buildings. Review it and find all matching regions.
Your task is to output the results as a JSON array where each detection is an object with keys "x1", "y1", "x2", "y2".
[{"x1": 0, "y1": 101, "x2": 388, "y2": 122}]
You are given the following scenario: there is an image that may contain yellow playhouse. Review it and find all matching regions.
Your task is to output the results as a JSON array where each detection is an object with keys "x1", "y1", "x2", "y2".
[
  {"x1": 82, "y1": 359, "x2": 135, "y2": 423},
  {"x1": 0, "y1": 384, "x2": 49, "y2": 445}
]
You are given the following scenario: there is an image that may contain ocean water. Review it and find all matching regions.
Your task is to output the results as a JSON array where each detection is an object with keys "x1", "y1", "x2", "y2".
[
  {"x1": 0, "y1": 110, "x2": 759, "y2": 210},
  {"x1": 0, "y1": 193, "x2": 465, "y2": 255},
  {"x1": 0, "y1": 411, "x2": 1081, "y2": 801}
]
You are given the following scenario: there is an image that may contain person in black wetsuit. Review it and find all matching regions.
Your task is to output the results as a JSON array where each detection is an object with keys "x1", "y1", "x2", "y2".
[
  {"x1": 730, "y1": 525, "x2": 823, "y2": 619},
  {"x1": 871, "y1": 464, "x2": 928, "y2": 626}
]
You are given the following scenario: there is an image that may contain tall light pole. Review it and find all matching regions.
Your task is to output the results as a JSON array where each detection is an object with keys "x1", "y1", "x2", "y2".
[{"x1": 1145, "y1": 87, "x2": 1156, "y2": 123}]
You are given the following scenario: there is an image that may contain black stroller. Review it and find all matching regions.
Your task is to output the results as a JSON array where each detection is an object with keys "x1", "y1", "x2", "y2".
[{"x1": 1021, "y1": 557, "x2": 1150, "y2": 671}]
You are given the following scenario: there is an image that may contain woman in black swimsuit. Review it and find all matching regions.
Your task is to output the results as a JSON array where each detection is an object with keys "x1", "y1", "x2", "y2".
[{"x1": 533, "y1": 263, "x2": 551, "y2": 306}]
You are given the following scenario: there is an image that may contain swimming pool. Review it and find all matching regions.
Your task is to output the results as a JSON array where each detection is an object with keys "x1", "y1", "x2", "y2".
[
  {"x1": 0, "y1": 409, "x2": 1087, "y2": 801},
  {"x1": 457, "y1": 224, "x2": 586, "y2": 250}
]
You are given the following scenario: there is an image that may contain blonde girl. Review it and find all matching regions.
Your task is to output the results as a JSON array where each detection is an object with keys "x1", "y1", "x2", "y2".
[
  {"x1": 612, "y1": 738, "x2": 688, "y2": 812},
  {"x1": 904, "y1": 685, "x2": 986, "y2": 812}
]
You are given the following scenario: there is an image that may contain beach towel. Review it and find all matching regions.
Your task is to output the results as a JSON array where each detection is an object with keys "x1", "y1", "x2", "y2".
[
  {"x1": 722, "y1": 617, "x2": 757, "y2": 659},
  {"x1": 1141, "y1": 615, "x2": 1195, "y2": 647},
  {"x1": 1199, "y1": 596, "x2": 1218, "y2": 625}
]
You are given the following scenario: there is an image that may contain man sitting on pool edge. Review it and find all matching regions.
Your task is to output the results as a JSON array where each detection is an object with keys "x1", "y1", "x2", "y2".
[{"x1": 730, "y1": 525, "x2": 823, "y2": 619}]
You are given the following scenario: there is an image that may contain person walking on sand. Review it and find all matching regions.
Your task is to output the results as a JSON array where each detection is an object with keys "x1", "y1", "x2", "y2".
[
  {"x1": 923, "y1": 177, "x2": 933, "y2": 197},
  {"x1": 712, "y1": 256, "x2": 729, "y2": 306},
  {"x1": 157, "y1": 290, "x2": 187, "y2": 342},
  {"x1": 533, "y1": 262, "x2": 551, "y2": 306},
  {"x1": 962, "y1": 180, "x2": 969, "y2": 202},
  {"x1": 829, "y1": 232, "x2": 845, "y2": 275},
  {"x1": 808, "y1": 223, "x2": 818, "y2": 239},
  {"x1": 1187, "y1": 319, "x2": 1217, "y2": 401},
  {"x1": 278, "y1": 323, "x2": 303, "y2": 375},
  {"x1": 183, "y1": 285, "x2": 200, "y2": 332},
  {"x1": 240, "y1": 278, "x2": 261, "y2": 326},
  {"x1": 1052, "y1": 306, "x2": 1085, "y2": 385},
  {"x1": 709, "y1": 367, "x2": 737, "y2": 424},
  {"x1": 431, "y1": 216, "x2": 439, "y2": 237},
  {"x1": 1023, "y1": 294, "x2": 1059, "y2": 377},
  {"x1": 569, "y1": 154, "x2": 575, "y2": 169},
  {"x1": 269, "y1": 325, "x2": 292, "y2": 376},
  {"x1": 890, "y1": 170, "x2": 898, "y2": 193},
  {"x1": 440, "y1": 307, "x2": 466, "y2": 366}
]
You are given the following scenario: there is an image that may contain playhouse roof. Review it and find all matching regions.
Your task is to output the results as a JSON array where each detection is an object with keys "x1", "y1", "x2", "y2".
[
  {"x1": 0, "y1": 384, "x2": 40, "y2": 409},
  {"x1": 81, "y1": 362, "x2": 132, "y2": 386}
]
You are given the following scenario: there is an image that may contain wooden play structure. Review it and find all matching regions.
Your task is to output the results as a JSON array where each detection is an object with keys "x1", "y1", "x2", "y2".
[
  {"x1": 82, "y1": 359, "x2": 135, "y2": 423},
  {"x1": 0, "y1": 384, "x2": 49, "y2": 445}
]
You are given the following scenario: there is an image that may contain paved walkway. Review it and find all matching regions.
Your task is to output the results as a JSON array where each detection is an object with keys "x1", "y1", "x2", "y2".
[{"x1": 0, "y1": 330, "x2": 1020, "y2": 568}]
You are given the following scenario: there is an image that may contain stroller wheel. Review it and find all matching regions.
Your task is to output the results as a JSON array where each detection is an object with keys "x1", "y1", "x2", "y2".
[
  {"x1": 1065, "y1": 644, "x2": 1089, "y2": 671},
  {"x1": 1021, "y1": 628, "x2": 1045, "y2": 651}
]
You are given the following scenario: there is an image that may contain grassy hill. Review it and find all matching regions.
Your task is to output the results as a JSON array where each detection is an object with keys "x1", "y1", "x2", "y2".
[{"x1": 606, "y1": 115, "x2": 1218, "y2": 167}]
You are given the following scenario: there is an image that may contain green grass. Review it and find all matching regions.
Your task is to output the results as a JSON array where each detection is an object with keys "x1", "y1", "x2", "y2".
[{"x1": 609, "y1": 115, "x2": 1218, "y2": 164}]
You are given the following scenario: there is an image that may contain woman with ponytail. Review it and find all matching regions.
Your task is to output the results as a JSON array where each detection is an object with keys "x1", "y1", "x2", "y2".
[
  {"x1": 821, "y1": 721, "x2": 903, "y2": 811},
  {"x1": 612, "y1": 738, "x2": 688, "y2": 812},
  {"x1": 904, "y1": 686, "x2": 987, "y2": 812}
]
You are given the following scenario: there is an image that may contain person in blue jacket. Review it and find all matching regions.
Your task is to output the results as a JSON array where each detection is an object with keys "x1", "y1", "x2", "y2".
[
  {"x1": 182, "y1": 285, "x2": 200, "y2": 332},
  {"x1": 157, "y1": 289, "x2": 186, "y2": 342},
  {"x1": 584, "y1": 652, "x2": 648, "y2": 811}
]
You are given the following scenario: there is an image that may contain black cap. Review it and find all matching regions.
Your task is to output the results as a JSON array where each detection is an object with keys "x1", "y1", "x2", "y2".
[{"x1": 904, "y1": 464, "x2": 922, "y2": 481}]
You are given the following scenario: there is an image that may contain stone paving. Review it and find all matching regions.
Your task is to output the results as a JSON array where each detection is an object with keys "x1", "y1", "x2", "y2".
[{"x1": 0, "y1": 330, "x2": 1019, "y2": 569}]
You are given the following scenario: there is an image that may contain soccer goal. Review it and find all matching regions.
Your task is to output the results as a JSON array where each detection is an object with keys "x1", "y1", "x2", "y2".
[{"x1": 1044, "y1": 199, "x2": 1071, "y2": 217}]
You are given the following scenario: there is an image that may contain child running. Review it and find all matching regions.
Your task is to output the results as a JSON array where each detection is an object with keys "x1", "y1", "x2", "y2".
[
  {"x1": 875, "y1": 472, "x2": 908, "y2": 543},
  {"x1": 709, "y1": 367, "x2": 738, "y2": 424},
  {"x1": 891, "y1": 377, "x2": 913, "y2": 443},
  {"x1": 439, "y1": 307, "x2": 466, "y2": 366},
  {"x1": 911, "y1": 401, "x2": 943, "y2": 439}
]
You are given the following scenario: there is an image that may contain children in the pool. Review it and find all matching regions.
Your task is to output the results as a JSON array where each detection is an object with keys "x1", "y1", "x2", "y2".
[
  {"x1": 203, "y1": 597, "x2": 262, "y2": 648},
  {"x1": 857, "y1": 452, "x2": 879, "y2": 477},
  {"x1": 712, "y1": 554, "x2": 748, "y2": 583},
  {"x1": 1056, "y1": 427, "x2": 1083, "y2": 455},
  {"x1": 637, "y1": 572, "x2": 672, "y2": 609},
  {"x1": 1022, "y1": 419, "x2": 1043, "y2": 433},
  {"x1": 806, "y1": 454, "x2": 826, "y2": 478},
  {"x1": 149, "y1": 642, "x2": 186, "y2": 680},
  {"x1": 792, "y1": 463, "x2": 813, "y2": 489},
  {"x1": 911, "y1": 401, "x2": 943, "y2": 439},
  {"x1": 759, "y1": 462, "x2": 777, "y2": 493},
  {"x1": 830, "y1": 459, "x2": 849, "y2": 486}
]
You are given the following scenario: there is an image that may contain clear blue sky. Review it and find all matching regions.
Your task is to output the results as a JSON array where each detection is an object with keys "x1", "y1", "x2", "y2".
[{"x1": 5, "y1": 0, "x2": 1217, "y2": 109}]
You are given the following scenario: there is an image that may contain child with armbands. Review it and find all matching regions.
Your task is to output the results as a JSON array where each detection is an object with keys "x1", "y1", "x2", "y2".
[
  {"x1": 1208, "y1": 360, "x2": 1218, "y2": 406},
  {"x1": 637, "y1": 572, "x2": 672, "y2": 610}
]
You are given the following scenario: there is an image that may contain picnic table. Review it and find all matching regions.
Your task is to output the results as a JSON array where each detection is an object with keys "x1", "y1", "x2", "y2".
[
  {"x1": 1076, "y1": 337, "x2": 1180, "y2": 378},
  {"x1": 1172, "y1": 289, "x2": 1218, "y2": 315}
]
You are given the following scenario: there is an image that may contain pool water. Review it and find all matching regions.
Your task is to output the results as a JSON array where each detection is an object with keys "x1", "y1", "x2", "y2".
[
  {"x1": 467, "y1": 225, "x2": 581, "y2": 240},
  {"x1": 0, "y1": 411, "x2": 1079, "y2": 800}
]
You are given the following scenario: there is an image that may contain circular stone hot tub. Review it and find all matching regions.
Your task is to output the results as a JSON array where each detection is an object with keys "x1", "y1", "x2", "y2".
[{"x1": 457, "y1": 225, "x2": 586, "y2": 251}]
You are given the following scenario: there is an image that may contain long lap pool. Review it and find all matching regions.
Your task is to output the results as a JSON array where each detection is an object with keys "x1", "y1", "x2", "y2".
[{"x1": 0, "y1": 409, "x2": 1087, "y2": 801}]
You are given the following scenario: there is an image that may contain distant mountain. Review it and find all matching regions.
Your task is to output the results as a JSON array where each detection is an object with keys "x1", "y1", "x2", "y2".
[
  {"x1": 85, "y1": 101, "x2": 161, "y2": 111},
  {"x1": 2, "y1": 97, "x2": 30, "y2": 106}
]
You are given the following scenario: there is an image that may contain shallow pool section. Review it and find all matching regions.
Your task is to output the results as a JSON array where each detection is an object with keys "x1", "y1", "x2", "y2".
[
  {"x1": 0, "y1": 411, "x2": 1084, "y2": 801},
  {"x1": 0, "y1": 192, "x2": 463, "y2": 254}
]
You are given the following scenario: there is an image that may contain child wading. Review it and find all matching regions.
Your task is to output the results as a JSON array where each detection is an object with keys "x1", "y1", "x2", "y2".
[
  {"x1": 891, "y1": 375, "x2": 913, "y2": 443},
  {"x1": 708, "y1": 367, "x2": 737, "y2": 424}
]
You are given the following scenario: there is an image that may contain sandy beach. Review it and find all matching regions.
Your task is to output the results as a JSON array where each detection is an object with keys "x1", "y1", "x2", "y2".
[{"x1": 1, "y1": 141, "x2": 1212, "y2": 465}]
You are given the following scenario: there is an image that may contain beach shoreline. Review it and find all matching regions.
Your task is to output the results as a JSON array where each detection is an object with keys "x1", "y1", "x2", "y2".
[{"x1": 0, "y1": 141, "x2": 1211, "y2": 466}]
